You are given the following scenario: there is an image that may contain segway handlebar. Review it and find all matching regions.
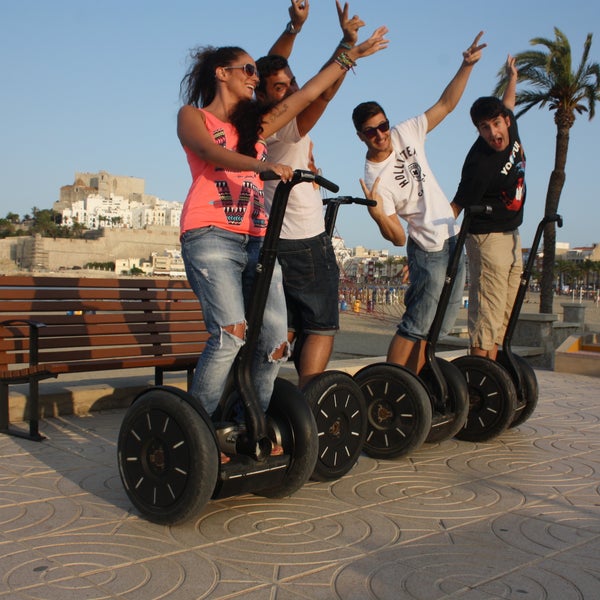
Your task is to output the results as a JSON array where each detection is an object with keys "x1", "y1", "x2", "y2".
[
  {"x1": 466, "y1": 206, "x2": 562, "y2": 230},
  {"x1": 260, "y1": 168, "x2": 340, "y2": 194},
  {"x1": 543, "y1": 213, "x2": 563, "y2": 228},
  {"x1": 321, "y1": 196, "x2": 377, "y2": 236},
  {"x1": 465, "y1": 208, "x2": 563, "y2": 252},
  {"x1": 323, "y1": 196, "x2": 377, "y2": 208}
]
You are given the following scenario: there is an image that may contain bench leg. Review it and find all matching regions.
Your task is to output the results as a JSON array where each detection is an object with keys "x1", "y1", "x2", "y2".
[
  {"x1": 0, "y1": 383, "x2": 8, "y2": 432},
  {"x1": 28, "y1": 379, "x2": 44, "y2": 441},
  {"x1": 0, "y1": 381, "x2": 44, "y2": 441}
]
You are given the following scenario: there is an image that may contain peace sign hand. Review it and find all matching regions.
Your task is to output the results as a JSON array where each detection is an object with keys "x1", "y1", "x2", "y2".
[{"x1": 462, "y1": 31, "x2": 487, "y2": 66}]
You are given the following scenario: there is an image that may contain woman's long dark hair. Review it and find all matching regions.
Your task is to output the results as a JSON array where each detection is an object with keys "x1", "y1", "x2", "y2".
[{"x1": 179, "y1": 45, "x2": 263, "y2": 158}]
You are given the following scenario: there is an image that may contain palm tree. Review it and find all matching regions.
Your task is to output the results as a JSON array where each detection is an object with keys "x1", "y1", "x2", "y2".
[
  {"x1": 581, "y1": 258, "x2": 595, "y2": 288},
  {"x1": 554, "y1": 258, "x2": 573, "y2": 292},
  {"x1": 494, "y1": 28, "x2": 600, "y2": 313},
  {"x1": 593, "y1": 260, "x2": 600, "y2": 289}
]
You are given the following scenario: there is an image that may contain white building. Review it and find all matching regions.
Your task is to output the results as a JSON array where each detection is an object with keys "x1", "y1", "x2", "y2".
[{"x1": 60, "y1": 193, "x2": 183, "y2": 231}]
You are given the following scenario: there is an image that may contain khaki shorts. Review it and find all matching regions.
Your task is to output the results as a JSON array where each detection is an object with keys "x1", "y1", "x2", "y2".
[{"x1": 466, "y1": 230, "x2": 522, "y2": 351}]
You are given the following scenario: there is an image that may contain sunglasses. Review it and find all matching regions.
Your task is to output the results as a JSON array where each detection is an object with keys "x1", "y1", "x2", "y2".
[
  {"x1": 223, "y1": 63, "x2": 258, "y2": 77},
  {"x1": 361, "y1": 119, "x2": 390, "y2": 138}
]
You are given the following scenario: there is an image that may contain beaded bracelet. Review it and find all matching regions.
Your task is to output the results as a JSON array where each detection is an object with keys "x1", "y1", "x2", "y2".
[
  {"x1": 335, "y1": 52, "x2": 357, "y2": 73},
  {"x1": 339, "y1": 40, "x2": 352, "y2": 50}
]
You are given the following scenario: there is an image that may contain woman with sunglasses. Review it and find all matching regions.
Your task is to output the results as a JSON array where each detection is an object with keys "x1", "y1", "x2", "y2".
[
  {"x1": 177, "y1": 32, "x2": 388, "y2": 462},
  {"x1": 352, "y1": 31, "x2": 486, "y2": 376}
]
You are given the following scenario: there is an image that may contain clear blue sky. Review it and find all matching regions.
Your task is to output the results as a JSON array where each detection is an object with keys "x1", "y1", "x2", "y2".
[{"x1": 1, "y1": 0, "x2": 598, "y2": 255}]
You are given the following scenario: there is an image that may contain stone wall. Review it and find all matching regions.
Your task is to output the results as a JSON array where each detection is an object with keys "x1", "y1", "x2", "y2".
[{"x1": 0, "y1": 227, "x2": 180, "y2": 271}]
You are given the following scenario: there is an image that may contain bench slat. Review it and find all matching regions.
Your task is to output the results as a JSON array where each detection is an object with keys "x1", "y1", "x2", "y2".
[
  {"x1": 0, "y1": 275, "x2": 190, "y2": 289},
  {"x1": 2, "y1": 320, "x2": 204, "y2": 338},
  {"x1": 0, "y1": 288, "x2": 197, "y2": 301},
  {"x1": 0, "y1": 299, "x2": 203, "y2": 313}
]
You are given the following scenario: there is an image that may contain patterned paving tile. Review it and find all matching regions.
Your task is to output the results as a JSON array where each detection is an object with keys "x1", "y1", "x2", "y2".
[{"x1": 0, "y1": 370, "x2": 599, "y2": 599}]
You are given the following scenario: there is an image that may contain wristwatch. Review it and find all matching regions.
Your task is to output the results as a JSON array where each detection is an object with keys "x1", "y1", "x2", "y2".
[{"x1": 285, "y1": 21, "x2": 300, "y2": 34}]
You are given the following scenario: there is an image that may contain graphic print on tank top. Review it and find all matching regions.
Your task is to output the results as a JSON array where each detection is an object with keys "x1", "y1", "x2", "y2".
[{"x1": 210, "y1": 128, "x2": 268, "y2": 230}]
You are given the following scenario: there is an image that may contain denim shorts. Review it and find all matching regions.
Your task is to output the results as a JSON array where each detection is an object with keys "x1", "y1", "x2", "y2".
[
  {"x1": 181, "y1": 226, "x2": 288, "y2": 416},
  {"x1": 397, "y1": 235, "x2": 465, "y2": 342},
  {"x1": 277, "y1": 232, "x2": 340, "y2": 335}
]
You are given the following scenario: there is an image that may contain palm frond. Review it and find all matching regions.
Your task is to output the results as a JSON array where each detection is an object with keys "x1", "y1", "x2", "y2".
[{"x1": 494, "y1": 28, "x2": 599, "y2": 123}]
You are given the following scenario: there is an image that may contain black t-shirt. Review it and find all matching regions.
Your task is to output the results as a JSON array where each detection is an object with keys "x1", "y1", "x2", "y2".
[{"x1": 453, "y1": 110, "x2": 526, "y2": 234}]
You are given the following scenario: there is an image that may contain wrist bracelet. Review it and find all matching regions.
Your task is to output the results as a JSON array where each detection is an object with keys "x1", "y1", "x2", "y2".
[
  {"x1": 339, "y1": 40, "x2": 352, "y2": 50},
  {"x1": 285, "y1": 21, "x2": 300, "y2": 35},
  {"x1": 335, "y1": 52, "x2": 357, "y2": 73}
]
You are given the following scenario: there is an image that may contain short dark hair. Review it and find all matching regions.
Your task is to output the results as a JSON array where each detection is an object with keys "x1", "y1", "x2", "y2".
[
  {"x1": 255, "y1": 54, "x2": 289, "y2": 95},
  {"x1": 352, "y1": 101, "x2": 387, "y2": 131},
  {"x1": 470, "y1": 96, "x2": 509, "y2": 127}
]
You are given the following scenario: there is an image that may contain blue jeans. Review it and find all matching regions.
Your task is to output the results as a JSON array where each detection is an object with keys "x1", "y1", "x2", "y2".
[
  {"x1": 398, "y1": 235, "x2": 465, "y2": 342},
  {"x1": 181, "y1": 226, "x2": 288, "y2": 416},
  {"x1": 277, "y1": 232, "x2": 340, "y2": 335}
]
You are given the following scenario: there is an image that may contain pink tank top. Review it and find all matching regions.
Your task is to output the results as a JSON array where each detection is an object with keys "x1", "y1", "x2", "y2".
[{"x1": 180, "y1": 109, "x2": 269, "y2": 236}]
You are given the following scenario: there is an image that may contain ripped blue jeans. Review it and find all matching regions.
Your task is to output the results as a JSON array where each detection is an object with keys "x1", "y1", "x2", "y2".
[{"x1": 181, "y1": 226, "x2": 288, "y2": 416}]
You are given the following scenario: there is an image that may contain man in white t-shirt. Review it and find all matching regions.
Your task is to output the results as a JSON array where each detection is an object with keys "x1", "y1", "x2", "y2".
[
  {"x1": 353, "y1": 32, "x2": 487, "y2": 374},
  {"x1": 256, "y1": 1, "x2": 366, "y2": 388}
]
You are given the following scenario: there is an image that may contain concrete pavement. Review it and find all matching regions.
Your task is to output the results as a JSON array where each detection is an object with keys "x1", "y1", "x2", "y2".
[{"x1": 1, "y1": 363, "x2": 600, "y2": 599}]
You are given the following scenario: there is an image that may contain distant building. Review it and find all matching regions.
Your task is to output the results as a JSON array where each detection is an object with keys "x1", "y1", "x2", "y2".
[
  {"x1": 74, "y1": 170, "x2": 144, "y2": 200},
  {"x1": 115, "y1": 257, "x2": 153, "y2": 275},
  {"x1": 151, "y1": 249, "x2": 186, "y2": 277},
  {"x1": 54, "y1": 170, "x2": 183, "y2": 232},
  {"x1": 564, "y1": 244, "x2": 600, "y2": 264}
]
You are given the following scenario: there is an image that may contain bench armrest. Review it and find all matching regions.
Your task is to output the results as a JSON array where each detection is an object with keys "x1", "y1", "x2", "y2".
[
  {"x1": 1, "y1": 319, "x2": 46, "y2": 366},
  {"x1": 1, "y1": 319, "x2": 46, "y2": 329}
]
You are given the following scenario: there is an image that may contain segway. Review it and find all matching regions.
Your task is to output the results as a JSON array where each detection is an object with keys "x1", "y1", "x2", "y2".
[
  {"x1": 351, "y1": 207, "x2": 491, "y2": 454},
  {"x1": 347, "y1": 204, "x2": 431, "y2": 458},
  {"x1": 416, "y1": 207, "x2": 484, "y2": 444},
  {"x1": 281, "y1": 196, "x2": 375, "y2": 482},
  {"x1": 491, "y1": 213, "x2": 563, "y2": 429},
  {"x1": 453, "y1": 212, "x2": 563, "y2": 442},
  {"x1": 117, "y1": 170, "x2": 337, "y2": 524}
]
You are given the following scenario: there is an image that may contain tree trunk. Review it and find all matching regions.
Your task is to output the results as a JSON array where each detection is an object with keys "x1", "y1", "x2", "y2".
[{"x1": 539, "y1": 120, "x2": 571, "y2": 314}]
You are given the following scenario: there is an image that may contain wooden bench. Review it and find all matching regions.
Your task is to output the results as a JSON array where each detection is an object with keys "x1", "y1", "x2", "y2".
[{"x1": 0, "y1": 275, "x2": 208, "y2": 440}]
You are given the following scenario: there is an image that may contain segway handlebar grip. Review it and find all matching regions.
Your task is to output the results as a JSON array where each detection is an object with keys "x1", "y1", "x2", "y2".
[
  {"x1": 314, "y1": 174, "x2": 339, "y2": 193},
  {"x1": 259, "y1": 171, "x2": 282, "y2": 181},
  {"x1": 345, "y1": 196, "x2": 377, "y2": 207},
  {"x1": 260, "y1": 169, "x2": 340, "y2": 193},
  {"x1": 467, "y1": 205, "x2": 493, "y2": 216},
  {"x1": 544, "y1": 213, "x2": 563, "y2": 228}
]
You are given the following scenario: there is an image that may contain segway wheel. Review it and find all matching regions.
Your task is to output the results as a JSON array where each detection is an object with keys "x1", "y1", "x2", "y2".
[
  {"x1": 496, "y1": 351, "x2": 539, "y2": 428},
  {"x1": 303, "y1": 370, "x2": 367, "y2": 481},
  {"x1": 256, "y1": 378, "x2": 319, "y2": 498},
  {"x1": 117, "y1": 386, "x2": 219, "y2": 525},
  {"x1": 354, "y1": 363, "x2": 432, "y2": 459},
  {"x1": 419, "y1": 358, "x2": 469, "y2": 443},
  {"x1": 452, "y1": 356, "x2": 518, "y2": 442}
]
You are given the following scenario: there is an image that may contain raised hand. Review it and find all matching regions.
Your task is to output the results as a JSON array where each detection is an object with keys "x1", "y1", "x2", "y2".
[
  {"x1": 336, "y1": 1, "x2": 365, "y2": 47},
  {"x1": 349, "y1": 26, "x2": 390, "y2": 61},
  {"x1": 462, "y1": 31, "x2": 487, "y2": 66},
  {"x1": 505, "y1": 54, "x2": 518, "y2": 79},
  {"x1": 289, "y1": 0, "x2": 309, "y2": 31}
]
